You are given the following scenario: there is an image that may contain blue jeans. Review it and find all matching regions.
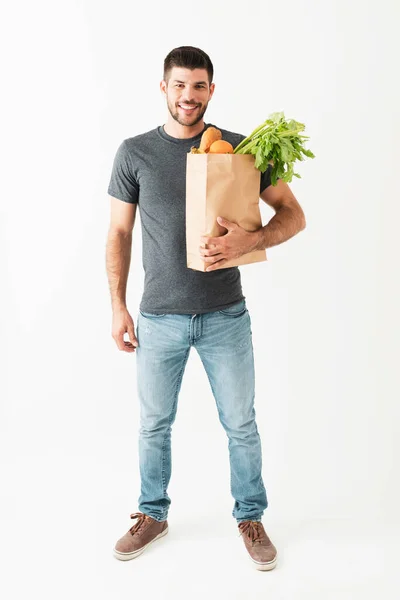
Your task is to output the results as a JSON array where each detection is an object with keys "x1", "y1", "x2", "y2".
[{"x1": 135, "y1": 299, "x2": 268, "y2": 523}]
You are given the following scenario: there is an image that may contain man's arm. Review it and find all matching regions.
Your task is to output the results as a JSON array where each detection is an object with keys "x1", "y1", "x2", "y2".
[
  {"x1": 106, "y1": 196, "x2": 137, "y2": 309},
  {"x1": 106, "y1": 196, "x2": 139, "y2": 353},
  {"x1": 252, "y1": 179, "x2": 306, "y2": 251},
  {"x1": 199, "y1": 179, "x2": 306, "y2": 271}
]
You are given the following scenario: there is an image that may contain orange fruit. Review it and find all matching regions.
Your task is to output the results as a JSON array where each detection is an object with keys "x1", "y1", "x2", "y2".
[{"x1": 208, "y1": 140, "x2": 234, "y2": 154}]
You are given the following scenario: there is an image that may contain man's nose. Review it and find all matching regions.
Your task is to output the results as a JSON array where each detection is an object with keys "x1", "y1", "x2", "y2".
[
  {"x1": 181, "y1": 96, "x2": 197, "y2": 104},
  {"x1": 181, "y1": 89, "x2": 198, "y2": 102}
]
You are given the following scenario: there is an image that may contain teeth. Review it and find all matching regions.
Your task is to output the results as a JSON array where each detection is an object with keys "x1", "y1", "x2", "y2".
[{"x1": 180, "y1": 105, "x2": 197, "y2": 110}]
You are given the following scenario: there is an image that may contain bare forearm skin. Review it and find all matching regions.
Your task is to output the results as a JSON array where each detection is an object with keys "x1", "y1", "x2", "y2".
[
  {"x1": 252, "y1": 205, "x2": 306, "y2": 251},
  {"x1": 106, "y1": 229, "x2": 132, "y2": 310}
]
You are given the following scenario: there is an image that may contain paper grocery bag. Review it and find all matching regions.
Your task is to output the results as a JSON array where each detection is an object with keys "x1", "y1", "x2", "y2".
[{"x1": 186, "y1": 153, "x2": 267, "y2": 271}]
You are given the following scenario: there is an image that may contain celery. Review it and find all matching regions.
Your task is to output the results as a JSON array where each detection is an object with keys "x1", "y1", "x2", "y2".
[{"x1": 233, "y1": 112, "x2": 315, "y2": 185}]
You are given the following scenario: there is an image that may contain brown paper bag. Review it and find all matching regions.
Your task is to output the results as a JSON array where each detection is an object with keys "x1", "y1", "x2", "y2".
[{"x1": 186, "y1": 153, "x2": 267, "y2": 271}]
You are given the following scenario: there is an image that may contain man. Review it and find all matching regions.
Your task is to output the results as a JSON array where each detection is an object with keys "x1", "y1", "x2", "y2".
[{"x1": 106, "y1": 46, "x2": 306, "y2": 571}]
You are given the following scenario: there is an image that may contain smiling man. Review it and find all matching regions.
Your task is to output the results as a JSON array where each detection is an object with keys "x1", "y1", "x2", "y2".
[
  {"x1": 165, "y1": 71, "x2": 212, "y2": 127},
  {"x1": 106, "y1": 46, "x2": 306, "y2": 570}
]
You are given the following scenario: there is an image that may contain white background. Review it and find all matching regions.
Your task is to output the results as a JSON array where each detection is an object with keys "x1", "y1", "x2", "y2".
[{"x1": 1, "y1": 0, "x2": 399, "y2": 598}]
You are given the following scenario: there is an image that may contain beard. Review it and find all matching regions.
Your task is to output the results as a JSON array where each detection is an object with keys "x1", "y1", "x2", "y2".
[{"x1": 167, "y1": 97, "x2": 208, "y2": 127}]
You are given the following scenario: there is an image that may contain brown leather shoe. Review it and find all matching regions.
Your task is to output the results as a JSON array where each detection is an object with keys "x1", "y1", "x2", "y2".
[
  {"x1": 238, "y1": 520, "x2": 278, "y2": 570},
  {"x1": 113, "y1": 512, "x2": 169, "y2": 561}
]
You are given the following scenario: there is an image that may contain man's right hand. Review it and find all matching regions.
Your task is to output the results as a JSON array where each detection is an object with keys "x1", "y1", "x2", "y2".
[{"x1": 112, "y1": 307, "x2": 139, "y2": 353}]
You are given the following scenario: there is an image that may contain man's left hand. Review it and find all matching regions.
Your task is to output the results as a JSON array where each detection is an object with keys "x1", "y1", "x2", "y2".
[{"x1": 199, "y1": 216, "x2": 261, "y2": 272}]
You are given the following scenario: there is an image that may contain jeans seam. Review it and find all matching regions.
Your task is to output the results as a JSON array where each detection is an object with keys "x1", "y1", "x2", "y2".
[
  {"x1": 218, "y1": 307, "x2": 247, "y2": 317},
  {"x1": 161, "y1": 348, "x2": 190, "y2": 499},
  {"x1": 197, "y1": 353, "x2": 235, "y2": 498},
  {"x1": 197, "y1": 352, "x2": 265, "y2": 521}
]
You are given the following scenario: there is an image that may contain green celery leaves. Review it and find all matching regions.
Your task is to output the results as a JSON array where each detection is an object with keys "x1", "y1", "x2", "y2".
[{"x1": 233, "y1": 112, "x2": 315, "y2": 186}]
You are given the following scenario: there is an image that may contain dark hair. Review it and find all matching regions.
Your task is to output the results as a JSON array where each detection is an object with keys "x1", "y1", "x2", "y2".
[{"x1": 163, "y1": 46, "x2": 214, "y2": 85}]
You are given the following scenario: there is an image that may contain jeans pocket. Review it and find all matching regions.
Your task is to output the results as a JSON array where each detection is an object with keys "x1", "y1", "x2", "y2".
[
  {"x1": 139, "y1": 310, "x2": 167, "y2": 318},
  {"x1": 218, "y1": 299, "x2": 247, "y2": 317}
]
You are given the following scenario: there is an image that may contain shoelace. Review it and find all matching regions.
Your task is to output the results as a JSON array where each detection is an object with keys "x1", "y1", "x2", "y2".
[
  {"x1": 129, "y1": 512, "x2": 152, "y2": 536},
  {"x1": 238, "y1": 520, "x2": 263, "y2": 543}
]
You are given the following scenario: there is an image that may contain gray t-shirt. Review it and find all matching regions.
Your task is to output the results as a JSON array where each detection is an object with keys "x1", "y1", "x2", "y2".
[{"x1": 107, "y1": 123, "x2": 272, "y2": 314}]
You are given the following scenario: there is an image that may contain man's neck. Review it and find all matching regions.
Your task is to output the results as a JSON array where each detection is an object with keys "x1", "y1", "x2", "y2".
[{"x1": 162, "y1": 118, "x2": 206, "y2": 139}]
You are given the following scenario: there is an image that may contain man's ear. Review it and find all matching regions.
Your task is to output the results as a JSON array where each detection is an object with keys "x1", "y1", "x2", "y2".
[
  {"x1": 209, "y1": 82, "x2": 215, "y2": 100},
  {"x1": 160, "y1": 80, "x2": 167, "y2": 96}
]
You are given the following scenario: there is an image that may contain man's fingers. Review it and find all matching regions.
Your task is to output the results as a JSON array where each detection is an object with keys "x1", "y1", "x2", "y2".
[
  {"x1": 206, "y1": 258, "x2": 227, "y2": 272},
  {"x1": 128, "y1": 326, "x2": 139, "y2": 348},
  {"x1": 113, "y1": 329, "x2": 136, "y2": 353},
  {"x1": 199, "y1": 246, "x2": 221, "y2": 257},
  {"x1": 202, "y1": 254, "x2": 223, "y2": 263},
  {"x1": 123, "y1": 340, "x2": 136, "y2": 352},
  {"x1": 111, "y1": 309, "x2": 138, "y2": 353},
  {"x1": 200, "y1": 237, "x2": 220, "y2": 246},
  {"x1": 113, "y1": 331, "x2": 127, "y2": 351}
]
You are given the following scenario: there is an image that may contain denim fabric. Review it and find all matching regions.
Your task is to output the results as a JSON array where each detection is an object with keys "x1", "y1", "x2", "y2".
[{"x1": 135, "y1": 299, "x2": 268, "y2": 523}]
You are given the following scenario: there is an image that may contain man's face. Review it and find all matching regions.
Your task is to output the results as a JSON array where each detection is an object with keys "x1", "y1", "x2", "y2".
[{"x1": 161, "y1": 67, "x2": 215, "y2": 127}]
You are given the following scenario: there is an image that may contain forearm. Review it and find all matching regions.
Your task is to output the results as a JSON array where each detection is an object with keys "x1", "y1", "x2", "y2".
[
  {"x1": 106, "y1": 229, "x2": 132, "y2": 310},
  {"x1": 252, "y1": 205, "x2": 306, "y2": 251}
]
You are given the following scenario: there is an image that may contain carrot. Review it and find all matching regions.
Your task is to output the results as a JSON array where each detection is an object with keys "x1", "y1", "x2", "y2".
[
  {"x1": 199, "y1": 127, "x2": 222, "y2": 152},
  {"x1": 208, "y1": 140, "x2": 234, "y2": 154}
]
